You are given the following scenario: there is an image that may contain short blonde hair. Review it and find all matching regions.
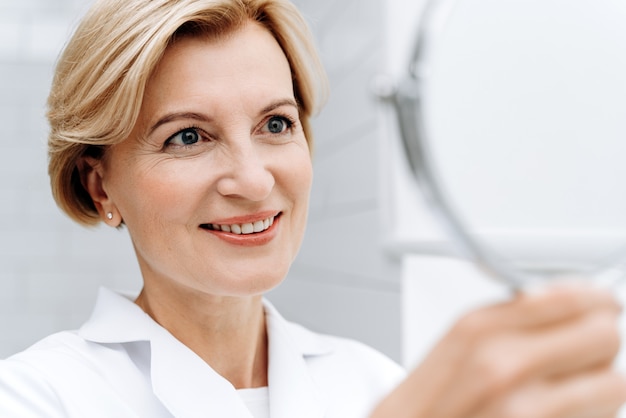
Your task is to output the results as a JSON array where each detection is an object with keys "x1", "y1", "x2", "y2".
[{"x1": 48, "y1": 0, "x2": 328, "y2": 226}]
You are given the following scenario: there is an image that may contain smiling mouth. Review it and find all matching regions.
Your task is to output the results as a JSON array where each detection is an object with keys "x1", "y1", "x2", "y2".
[{"x1": 201, "y1": 213, "x2": 279, "y2": 235}]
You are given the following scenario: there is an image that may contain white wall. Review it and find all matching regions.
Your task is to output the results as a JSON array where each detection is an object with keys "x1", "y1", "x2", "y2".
[
  {"x1": 381, "y1": 0, "x2": 626, "y2": 368},
  {"x1": 0, "y1": 0, "x2": 403, "y2": 361},
  {"x1": 267, "y1": 0, "x2": 402, "y2": 361},
  {"x1": 0, "y1": 0, "x2": 143, "y2": 358}
]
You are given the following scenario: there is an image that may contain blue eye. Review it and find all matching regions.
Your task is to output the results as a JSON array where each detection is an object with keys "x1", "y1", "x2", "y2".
[
  {"x1": 168, "y1": 128, "x2": 200, "y2": 146},
  {"x1": 266, "y1": 116, "x2": 290, "y2": 134}
]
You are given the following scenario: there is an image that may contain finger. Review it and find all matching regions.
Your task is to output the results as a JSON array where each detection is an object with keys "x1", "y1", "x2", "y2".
[
  {"x1": 472, "y1": 368, "x2": 626, "y2": 418},
  {"x1": 411, "y1": 284, "x2": 621, "y2": 418},
  {"x1": 546, "y1": 369, "x2": 626, "y2": 418},
  {"x1": 461, "y1": 283, "x2": 621, "y2": 334},
  {"x1": 516, "y1": 309, "x2": 621, "y2": 379},
  {"x1": 432, "y1": 309, "x2": 621, "y2": 417}
]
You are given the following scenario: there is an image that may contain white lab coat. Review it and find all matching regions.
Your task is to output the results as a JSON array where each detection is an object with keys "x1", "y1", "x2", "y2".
[{"x1": 0, "y1": 288, "x2": 405, "y2": 417}]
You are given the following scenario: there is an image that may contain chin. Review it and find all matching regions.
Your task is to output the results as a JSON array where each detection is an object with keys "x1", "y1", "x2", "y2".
[{"x1": 212, "y1": 269, "x2": 288, "y2": 298}]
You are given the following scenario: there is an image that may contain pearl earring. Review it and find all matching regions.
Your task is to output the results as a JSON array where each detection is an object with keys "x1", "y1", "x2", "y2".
[{"x1": 106, "y1": 212, "x2": 113, "y2": 220}]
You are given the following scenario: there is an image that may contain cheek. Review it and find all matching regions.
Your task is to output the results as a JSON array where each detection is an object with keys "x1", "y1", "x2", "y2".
[
  {"x1": 286, "y1": 152, "x2": 313, "y2": 228},
  {"x1": 292, "y1": 163, "x2": 312, "y2": 258},
  {"x1": 107, "y1": 157, "x2": 207, "y2": 225},
  {"x1": 285, "y1": 149, "x2": 313, "y2": 202}
]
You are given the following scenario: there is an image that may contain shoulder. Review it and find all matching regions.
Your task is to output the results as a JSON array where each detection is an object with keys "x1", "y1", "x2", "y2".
[
  {"x1": 0, "y1": 331, "x2": 87, "y2": 417},
  {"x1": 0, "y1": 355, "x2": 66, "y2": 417},
  {"x1": 0, "y1": 331, "x2": 146, "y2": 417},
  {"x1": 293, "y1": 322, "x2": 406, "y2": 416},
  {"x1": 264, "y1": 300, "x2": 406, "y2": 415},
  {"x1": 5, "y1": 330, "x2": 119, "y2": 376},
  {"x1": 287, "y1": 320, "x2": 405, "y2": 381},
  {"x1": 285, "y1": 320, "x2": 406, "y2": 414},
  {"x1": 264, "y1": 299, "x2": 405, "y2": 389}
]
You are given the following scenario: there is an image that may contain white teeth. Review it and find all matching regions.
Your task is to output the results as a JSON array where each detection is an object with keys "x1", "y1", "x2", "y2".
[{"x1": 209, "y1": 215, "x2": 276, "y2": 235}]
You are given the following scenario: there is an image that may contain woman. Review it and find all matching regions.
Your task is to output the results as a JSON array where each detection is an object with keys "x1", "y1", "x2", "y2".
[{"x1": 1, "y1": 0, "x2": 625, "y2": 416}]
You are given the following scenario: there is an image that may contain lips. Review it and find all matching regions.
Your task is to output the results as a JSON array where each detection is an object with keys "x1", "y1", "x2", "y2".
[
  {"x1": 202, "y1": 214, "x2": 276, "y2": 235},
  {"x1": 200, "y1": 212, "x2": 281, "y2": 247}
]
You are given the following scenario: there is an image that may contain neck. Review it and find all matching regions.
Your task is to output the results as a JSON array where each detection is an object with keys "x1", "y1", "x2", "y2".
[{"x1": 135, "y1": 283, "x2": 268, "y2": 389}]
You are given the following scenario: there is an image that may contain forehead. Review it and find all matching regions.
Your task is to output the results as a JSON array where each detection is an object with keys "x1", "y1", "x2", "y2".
[{"x1": 142, "y1": 22, "x2": 294, "y2": 116}]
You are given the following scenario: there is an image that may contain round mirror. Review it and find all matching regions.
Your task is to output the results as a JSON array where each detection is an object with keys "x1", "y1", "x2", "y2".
[{"x1": 383, "y1": 0, "x2": 626, "y2": 289}]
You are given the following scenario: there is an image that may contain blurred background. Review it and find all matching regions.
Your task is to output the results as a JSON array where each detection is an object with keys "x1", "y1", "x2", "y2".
[
  {"x1": 0, "y1": 0, "x2": 410, "y2": 362},
  {"x1": 7, "y1": 0, "x2": 626, "y2": 369},
  {"x1": 5, "y1": 0, "x2": 626, "y2": 373}
]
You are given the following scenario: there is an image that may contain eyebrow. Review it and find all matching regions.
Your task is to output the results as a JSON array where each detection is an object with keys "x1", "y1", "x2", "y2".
[
  {"x1": 259, "y1": 98, "x2": 299, "y2": 115},
  {"x1": 148, "y1": 112, "x2": 212, "y2": 136},
  {"x1": 147, "y1": 98, "x2": 299, "y2": 136}
]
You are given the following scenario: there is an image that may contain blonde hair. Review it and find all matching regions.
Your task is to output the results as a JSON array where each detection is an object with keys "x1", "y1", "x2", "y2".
[{"x1": 48, "y1": 0, "x2": 328, "y2": 226}]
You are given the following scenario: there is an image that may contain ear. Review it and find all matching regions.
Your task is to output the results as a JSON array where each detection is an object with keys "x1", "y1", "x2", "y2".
[{"x1": 77, "y1": 156, "x2": 117, "y2": 223}]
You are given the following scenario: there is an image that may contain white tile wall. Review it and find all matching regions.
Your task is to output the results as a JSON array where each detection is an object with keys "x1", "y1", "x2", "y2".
[
  {"x1": 0, "y1": 0, "x2": 402, "y2": 361},
  {"x1": 272, "y1": 0, "x2": 402, "y2": 361},
  {"x1": 0, "y1": 1, "x2": 142, "y2": 358}
]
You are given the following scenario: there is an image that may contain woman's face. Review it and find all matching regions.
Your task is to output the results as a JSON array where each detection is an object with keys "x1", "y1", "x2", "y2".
[{"x1": 95, "y1": 22, "x2": 312, "y2": 297}]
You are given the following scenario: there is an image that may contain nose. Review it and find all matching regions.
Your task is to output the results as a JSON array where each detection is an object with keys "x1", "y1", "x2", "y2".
[{"x1": 216, "y1": 141, "x2": 275, "y2": 201}]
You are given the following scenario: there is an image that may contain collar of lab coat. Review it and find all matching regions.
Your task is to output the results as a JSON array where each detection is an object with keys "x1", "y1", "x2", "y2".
[{"x1": 79, "y1": 287, "x2": 332, "y2": 418}]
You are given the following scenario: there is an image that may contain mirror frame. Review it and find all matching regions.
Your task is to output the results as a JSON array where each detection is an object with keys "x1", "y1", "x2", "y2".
[{"x1": 375, "y1": 0, "x2": 626, "y2": 290}]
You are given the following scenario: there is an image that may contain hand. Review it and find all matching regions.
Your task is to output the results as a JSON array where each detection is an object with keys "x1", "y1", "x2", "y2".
[{"x1": 371, "y1": 283, "x2": 626, "y2": 418}]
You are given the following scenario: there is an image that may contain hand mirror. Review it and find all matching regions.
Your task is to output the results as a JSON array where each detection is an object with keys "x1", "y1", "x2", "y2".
[{"x1": 379, "y1": 0, "x2": 626, "y2": 289}]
